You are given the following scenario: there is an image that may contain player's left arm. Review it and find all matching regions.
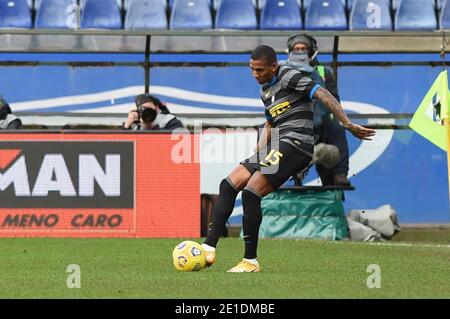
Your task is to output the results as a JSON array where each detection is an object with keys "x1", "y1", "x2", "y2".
[{"x1": 313, "y1": 87, "x2": 376, "y2": 140}]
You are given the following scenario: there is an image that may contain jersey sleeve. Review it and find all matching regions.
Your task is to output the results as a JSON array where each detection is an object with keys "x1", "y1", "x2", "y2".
[
  {"x1": 281, "y1": 69, "x2": 321, "y2": 100},
  {"x1": 264, "y1": 108, "x2": 273, "y2": 122}
]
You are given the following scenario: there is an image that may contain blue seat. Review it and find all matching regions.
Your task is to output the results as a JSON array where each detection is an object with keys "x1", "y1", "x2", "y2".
[
  {"x1": 125, "y1": 0, "x2": 168, "y2": 29},
  {"x1": 350, "y1": 0, "x2": 392, "y2": 30},
  {"x1": 81, "y1": 0, "x2": 122, "y2": 29},
  {"x1": 215, "y1": 0, "x2": 257, "y2": 30},
  {"x1": 305, "y1": 0, "x2": 348, "y2": 30},
  {"x1": 170, "y1": 0, "x2": 212, "y2": 30},
  {"x1": 169, "y1": 0, "x2": 211, "y2": 8},
  {"x1": 260, "y1": 0, "x2": 302, "y2": 30},
  {"x1": 395, "y1": 0, "x2": 437, "y2": 30},
  {"x1": 125, "y1": 0, "x2": 167, "y2": 10},
  {"x1": 440, "y1": 0, "x2": 450, "y2": 29},
  {"x1": 0, "y1": 0, "x2": 32, "y2": 28},
  {"x1": 303, "y1": 0, "x2": 347, "y2": 11},
  {"x1": 35, "y1": 0, "x2": 78, "y2": 29},
  {"x1": 79, "y1": 0, "x2": 123, "y2": 10},
  {"x1": 215, "y1": 0, "x2": 255, "y2": 10}
]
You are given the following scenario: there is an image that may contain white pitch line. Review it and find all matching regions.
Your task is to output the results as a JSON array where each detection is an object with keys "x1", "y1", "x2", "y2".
[{"x1": 332, "y1": 241, "x2": 450, "y2": 249}]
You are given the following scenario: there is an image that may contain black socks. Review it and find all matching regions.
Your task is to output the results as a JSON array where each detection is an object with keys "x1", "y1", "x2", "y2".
[
  {"x1": 204, "y1": 178, "x2": 239, "y2": 247},
  {"x1": 241, "y1": 188, "x2": 262, "y2": 259}
]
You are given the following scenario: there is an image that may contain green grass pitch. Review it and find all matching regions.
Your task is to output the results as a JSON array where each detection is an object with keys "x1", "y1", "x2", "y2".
[{"x1": 0, "y1": 238, "x2": 448, "y2": 298}]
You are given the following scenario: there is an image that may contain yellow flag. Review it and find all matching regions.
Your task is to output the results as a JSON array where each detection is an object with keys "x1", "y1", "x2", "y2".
[{"x1": 409, "y1": 70, "x2": 449, "y2": 151}]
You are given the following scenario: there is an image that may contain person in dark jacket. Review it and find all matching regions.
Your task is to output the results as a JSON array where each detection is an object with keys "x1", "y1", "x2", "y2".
[
  {"x1": 122, "y1": 93, "x2": 184, "y2": 131},
  {"x1": 0, "y1": 95, "x2": 22, "y2": 129},
  {"x1": 284, "y1": 34, "x2": 351, "y2": 186}
]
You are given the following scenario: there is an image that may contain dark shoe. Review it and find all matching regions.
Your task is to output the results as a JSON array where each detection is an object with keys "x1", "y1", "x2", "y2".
[{"x1": 333, "y1": 173, "x2": 351, "y2": 186}]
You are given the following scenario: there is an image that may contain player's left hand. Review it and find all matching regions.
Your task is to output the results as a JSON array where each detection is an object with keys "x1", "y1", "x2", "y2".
[{"x1": 346, "y1": 123, "x2": 376, "y2": 141}]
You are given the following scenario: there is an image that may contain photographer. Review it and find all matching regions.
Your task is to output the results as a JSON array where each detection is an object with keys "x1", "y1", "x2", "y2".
[
  {"x1": 0, "y1": 95, "x2": 23, "y2": 129},
  {"x1": 122, "y1": 93, "x2": 184, "y2": 131}
]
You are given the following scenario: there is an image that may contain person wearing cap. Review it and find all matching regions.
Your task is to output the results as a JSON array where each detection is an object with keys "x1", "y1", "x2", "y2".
[
  {"x1": 283, "y1": 34, "x2": 351, "y2": 187},
  {"x1": 0, "y1": 95, "x2": 22, "y2": 129},
  {"x1": 122, "y1": 93, "x2": 184, "y2": 131}
]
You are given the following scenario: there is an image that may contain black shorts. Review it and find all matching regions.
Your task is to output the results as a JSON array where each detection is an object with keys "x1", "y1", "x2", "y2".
[{"x1": 240, "y1": 141, "x2": 312, "y2": 190}]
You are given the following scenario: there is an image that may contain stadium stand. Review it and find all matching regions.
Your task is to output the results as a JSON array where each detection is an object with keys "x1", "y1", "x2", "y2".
[
  {"x1": 81, "y1": 0, "x2": 122, "y2": 29},
  {"x1": 440, "y1": 0, "x2": 450, "y2": 29},
  {"x1": 124, "y1": 0, "x2": 168, "y2": 29},
  {"x1": 394, "y1": 0, "x2": 437, "y2": 30},
  {"x1": 170, "y1": 0, "x2": 212, "y2": 30},
  {"x1": 260, "y1": 0, "x2": 302, "y2": 30},
  {"x1": 304, "y1": 0, "x2": 348, "y2": 30},
  {"x1": 349, "y1": 0, "x2": 392, "y2": 30},
  {"x1": 0, "y1": 0, "x2": 32, "y2": 29},
  {"x1": 35, "y1": 0, "x2": 79, "y2": 29},
  {"x1": 215, "y1": 0, "x2": 257, "y2": 30},
  {"x1": 0, "y1": 0, "x2": 446, "y2": 31}
]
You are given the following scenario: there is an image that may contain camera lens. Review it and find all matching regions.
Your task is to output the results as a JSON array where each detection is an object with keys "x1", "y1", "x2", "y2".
[{"x1": 140, "y1": 108, "x2": 157, "y2": 123}]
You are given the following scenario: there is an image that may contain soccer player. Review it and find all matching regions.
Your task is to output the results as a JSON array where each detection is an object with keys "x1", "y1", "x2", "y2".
[{"x1": 202, "y1": 45, "x2": 375, "y2": 273}]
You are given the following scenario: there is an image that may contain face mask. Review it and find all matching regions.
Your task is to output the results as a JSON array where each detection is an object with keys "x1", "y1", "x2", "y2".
[{"x1": 288, "y1": 51, "x2": 310, "y2": 66}]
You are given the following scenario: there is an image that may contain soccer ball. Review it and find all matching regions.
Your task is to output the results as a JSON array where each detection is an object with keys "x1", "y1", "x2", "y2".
[{"x1": 172, "y1": 240, "x2": 206, "y2": 272}]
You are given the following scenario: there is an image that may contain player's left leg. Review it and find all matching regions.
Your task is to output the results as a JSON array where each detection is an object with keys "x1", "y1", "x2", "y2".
[{"x1": 227, "y1": 172, "x2": 273, "y2": 273}]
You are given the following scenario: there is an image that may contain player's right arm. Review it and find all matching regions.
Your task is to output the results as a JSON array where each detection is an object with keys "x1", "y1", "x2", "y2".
[{"x1": 313, "y1": 87, "x2": 375, "y2": 140}]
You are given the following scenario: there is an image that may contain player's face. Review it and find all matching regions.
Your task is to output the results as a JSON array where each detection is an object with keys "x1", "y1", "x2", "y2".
[{"x1": 249, "y1": 59, "x2": 277, "y2": 84}]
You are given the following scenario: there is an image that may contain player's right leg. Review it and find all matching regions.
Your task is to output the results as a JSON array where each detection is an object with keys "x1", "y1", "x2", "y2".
[{"x1": 203, "y1": 164, "x2": 252, "y2": 266}]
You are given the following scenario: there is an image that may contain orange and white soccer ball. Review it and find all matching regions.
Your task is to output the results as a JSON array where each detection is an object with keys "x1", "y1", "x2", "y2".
[{"x1": 172, "y1": 240, "x2": 206, "y2": 272}]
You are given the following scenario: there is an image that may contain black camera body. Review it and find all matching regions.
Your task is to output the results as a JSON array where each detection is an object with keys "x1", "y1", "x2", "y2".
[
  {"x1": 137, "y1": 106, "x2": 157, "y2": 123},
  {"x1": 0, "y1": 95, "x2": 12, "y2": 120}
]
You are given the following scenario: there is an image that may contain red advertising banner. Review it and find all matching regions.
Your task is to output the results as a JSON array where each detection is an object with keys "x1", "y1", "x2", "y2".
[{"x1": 0, "y1": 132, "x2": 200, "y2": 238}]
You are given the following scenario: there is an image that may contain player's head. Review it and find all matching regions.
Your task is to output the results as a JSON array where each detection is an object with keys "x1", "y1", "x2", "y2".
[
  {"x1": 287, "y1": 34, "x2": 318, "y2": 60},
  {"x1": 249, "y1": 45, "x2": 278, "y2": 84}
]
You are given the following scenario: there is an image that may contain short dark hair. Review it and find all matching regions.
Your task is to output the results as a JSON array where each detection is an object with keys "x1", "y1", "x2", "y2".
[
  {"x1": 135, "y1": 93, "x2": 162, "y2": 108},
  {"x1": 251, "y1": 45, "x2": 277, "y2": 65}
]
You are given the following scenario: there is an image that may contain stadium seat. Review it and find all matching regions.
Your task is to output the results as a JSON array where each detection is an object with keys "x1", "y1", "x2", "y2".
[
  {"x1": 395, "y1": 0, "x2": 437, "y2": 30},
  {"x1": 258, "y1": 0, "x2": 300, "y2": 10},
  {"x1": 440, "y1": 0, "x2": 450, "y2": 29},
  {"x1": 304, "y1": 0, "x2": 348, "y2": 30},
  {"x1": 81, "y1": 0, "x2": 122, "y2": 29},
  {"x1": 79, "y1": 0, "x2": 123, "y2": 10},
  {"x1": 35, "y1": 0, "x2": 79, "y2": 29},
  {"x1": 303, "y1": 0, "x2": 346, "y2": 11},
  {"x1": 170, "y1": 0, "x2": 212, "y2": 30},
  {"x1": 214, "y1": 0, "x2": 255, "y2": 10},
  {"x1": 169, "y1": 0, "x2": 211, "y2": 8},
  {"x1": 0, "y1": 0, "x2": 32, "y2": 29},
  {"x1": 124, "y1": 0, "x2": 167, "y2": 10},
  {"x1": 215, "y1": 0, "x2": 257, "y2": 30},
  {"x1": 260, "y1": 0, "x2": 302, "y2": 30},
  {"x1": 393, "y1": 0, "x2": 441, "y2": 10},
  {"x1": 350, "y1": 0, "x2": 392, "y2": 30},
  {"x1": 125, "y1": 0, "x2": 168, "y2": 29}
]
